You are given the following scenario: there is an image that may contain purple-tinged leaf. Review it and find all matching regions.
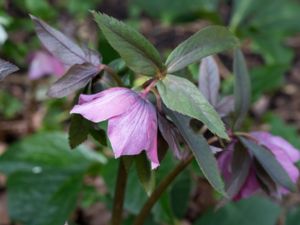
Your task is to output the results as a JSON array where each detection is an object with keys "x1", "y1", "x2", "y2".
[
  {"x1": 31, "y1": 15, "x2": 101, "y2": 67},
  {"x1": 158, "y1": 113, "x2": 181, "y2": 159},
  {"x1": 199, "y1": 56, "x2": 219, "y2": 106},
  {"x1": 226, "y1": 145, "x2": 251, "y2": 198},
  {"x1": 47, "y1": 63, "x2": 101, "y2": 98},
  {"x1": 216, "y1": 95, "x2": 235, "y2": 117},
  {"x1": 0, "y1": 59, "x2": 19, "y2": 81}
]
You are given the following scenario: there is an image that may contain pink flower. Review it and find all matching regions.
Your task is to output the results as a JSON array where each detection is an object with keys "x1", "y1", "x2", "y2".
[
  {"x1": 218, "y1": 132, "x2": 300, "y2": 200},
  {"x1": 70, "y1": 87, "x2": 159, "y2": 168},
  {"x1": 29, "y1": 51, "x2": 65, "y2": 80}
]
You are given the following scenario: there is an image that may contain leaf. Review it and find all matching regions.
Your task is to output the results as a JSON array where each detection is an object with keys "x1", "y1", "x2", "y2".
[
  {"x1": 157, "y1": 75, "x2": 228, "y2": 139},
  {"x1": 31, "y1": 15, "x2": 100, "y2": 67},
  {"x1": 0, "y1": 132, "x2": 106, "y2": 225},
  {"x1": 0, "y1": 59, "x2": 19, "y2": 81},
  {"x1": 7, "y1": 171, "x2": 83, "y2": 225},
  {"x1": 239, "y1": 137, "x2": 296, "y2": 192},
  {"x1": 165, "y1": 26, "x2": 239, "y2": 73},
  {"x1": 135, "y1": 152, "x2": 155, "y2": 195},
  {"x1": 216, "y1": 96, "x2": 235, "y2": 117},
  {"x1": 165, "y1": 109, "x2": 226, "y2": 196},
  {"x1": 47, "y1": 63, "x2": 100, "y2": 97},
  {"x1": 158, "y1": 113, "x2": 181, "y2": 159},
  {"x1": 195, "y1": 196, "x2": 280, "y2": 225},
  {"x1": 93, "y1": 12, "x2": 164, "y2": 76},
  {"x1": 233, "y1": 49, "x2": 251, "y2": 130},
  {"x1": 170, "y1": 170, "x2": 191, "y2": 218},
  {"x1": 69, "y1": 114, "x2": 91, "y2": 149},
  {"x1": 199, "y1": 56, "x2": 220, "y2": 106},
  {"x1": 226, "y1": 145, "x2": 251, "y2": 198}
]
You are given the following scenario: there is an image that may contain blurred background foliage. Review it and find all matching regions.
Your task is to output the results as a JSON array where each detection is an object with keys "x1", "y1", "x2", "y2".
[{"x1": 1, "y1": 0, "x2": 300, "y2": 225}]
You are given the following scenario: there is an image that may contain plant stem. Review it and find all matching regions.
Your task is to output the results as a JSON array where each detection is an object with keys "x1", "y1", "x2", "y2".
[
  {"x1": 132, "y1": 137, "x2": 218, "y2": 225},
  {"x1": 132, "y1": 154, "x2": 194, "y2": 225},
  {"x1": 111, "y1": 159, "x2": 128, "y2": 225},
  {"x1": 100, "y1": 64, "x2": 123, "y2": 86}
]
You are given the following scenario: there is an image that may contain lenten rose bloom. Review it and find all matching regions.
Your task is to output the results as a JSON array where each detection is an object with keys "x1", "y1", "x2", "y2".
[
  {"x1": 218, "y1": 132, "x2": 300, "y2": 200},
  {"x1": 70, "y1": 87, "x2": 159, "y2": 168},
  {"x1": 29, "y1": 51, "x2": 65, "y2": 80}
]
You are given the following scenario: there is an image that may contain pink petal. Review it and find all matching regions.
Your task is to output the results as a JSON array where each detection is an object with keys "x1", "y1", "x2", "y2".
[
  {"x1": 29, "y1": 51, "x2": 65, "y2": 80},
  {"x1": 234, "y1": 168, "x2": 260, "y2": 200},
  {"x1": 107, "y1": 98, "x2": 159, "y2": 167},
  {"x1": 70, "y1": 88, "x2": 139, "y2": 123},
  {"x1": 271, "y1": 136, "x2": 300, "y2": 162}
]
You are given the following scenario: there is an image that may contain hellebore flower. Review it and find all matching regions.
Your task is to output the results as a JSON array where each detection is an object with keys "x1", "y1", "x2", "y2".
[
  {"x1": 70, "y1": 87, "x2": 159, "y2": 168},
  {"x1": 29, "y1": 51, "x2": 65, "y2": 80},
  {"x1": 218, "y1": 132, "x2": 300, "y2": 200}
]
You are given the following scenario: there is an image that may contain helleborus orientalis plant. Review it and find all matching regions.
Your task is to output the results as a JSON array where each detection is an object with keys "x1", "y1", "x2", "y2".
[{"x1": 0, "y1": 11, "x2": 299, "y2": 225}]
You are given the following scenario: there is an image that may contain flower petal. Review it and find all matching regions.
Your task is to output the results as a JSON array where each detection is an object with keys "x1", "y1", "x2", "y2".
[
  {"x1": 107, "y1": 98, "x2": 159, "y2": 167},
  {"x1": 234, "y1": 168, "x2": 260, "y2": 200},
  {"x1": 271, "y1": 136, "x2": 300, "y2": 162},
  {"x1": 29, "y1": 51, "x2": 64, "y2": 79},
  {"x1": 70, "y1": 87, "x2": 139, "y2": 122}
]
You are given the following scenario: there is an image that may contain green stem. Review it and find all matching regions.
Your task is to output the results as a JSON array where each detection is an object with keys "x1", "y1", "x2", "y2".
[
  {"x1": 132, "y1": 154, "x2": 194, "y2": 225},
  {"x1": 111, "y1": 159, "x2": 128, "y2": 225},
  {"x1": 100, "y1": 64, "x2": 123, "y2": 86}
]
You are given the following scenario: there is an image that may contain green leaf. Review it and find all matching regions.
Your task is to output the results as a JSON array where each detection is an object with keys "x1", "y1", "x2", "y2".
[
  {"x1": 135, "y1": 152, "x2": 155, "y2": 195},
  {"x1": 7, "y1": 171, "x2": 83, "y2": 225},
  {"x1": 157, "y1": 74, "x2": 228, "y2": 139},
  {"x1": 165, "y1": 25, "x2": 239, "y2": 73},
  {"x1": 233, "y1": 49, "x2": 251, "y2": 130},
  {"x1": 69, "y1": 114, "x2": 91, "y2": 149},
  {"x1": 194, "y1": 196, "x2": 280, "y2": 225},
  {"x1": 239, "y1": 137, "x2": 296, "y2": 192},
  {"x1": 93, "y1": 12, "x2": 164, "y2": 76},
  {"x1": 0, "y1": 132, "x2": 106, "y2": 225},
  {"x1": 165, "y1": 109, "x2": 226, "y2": 196}
]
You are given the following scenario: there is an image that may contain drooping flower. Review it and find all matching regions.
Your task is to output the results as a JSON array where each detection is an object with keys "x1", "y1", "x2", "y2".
[
  {"x1": 218, "y1": 132, "x2": 300, "y2": 200},
  {"x1": 70, "y1": 87, "x2": 159, "y2": 168},
  {"x1": 29, "y1": 51, "x2": 65, "y2": 80}
]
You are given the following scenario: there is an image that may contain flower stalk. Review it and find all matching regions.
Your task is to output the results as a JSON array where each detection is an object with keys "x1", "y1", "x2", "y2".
[{"x1": 111, "y1": 159, "x2": 128, "y2": 225}]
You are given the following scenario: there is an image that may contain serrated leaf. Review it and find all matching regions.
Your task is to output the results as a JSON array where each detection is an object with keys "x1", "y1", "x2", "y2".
[
  {"x1": 47, "y1": 63, "x2": 100, "y2": 97},
  {"x1": 93, "y1": 12, "x2": 164, "y2": 76},
  {"x1": 165, "y1": 109, "x2": 226, "y2": 196},
  {"x1": 0, "y1": 59, "x2": 19, "y2": 81},
  {"x1": 69, "y1": 114, "x2": 91, "y2": 149},
  {"x1": 31, "y1": 15, "x2": 101, "y2": 67},
  {"x1": 199, "y1": 56, "x2": 220, "y2": 106},
  {"x1": 239, "y1": 137, "x2": 296, "y2": 192},
  {"x1": 166, "y1": 26, "x2": 239, "y2": 73},
  {"x1": 233, "y1": 49, "x2": 251, "y2": 129},
  {"x1": 135, "y1": 152, "x2": 155, "y2": 195},
  {"x1": 157, "y1": 74, "x2": 228, "y2": 139}
]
